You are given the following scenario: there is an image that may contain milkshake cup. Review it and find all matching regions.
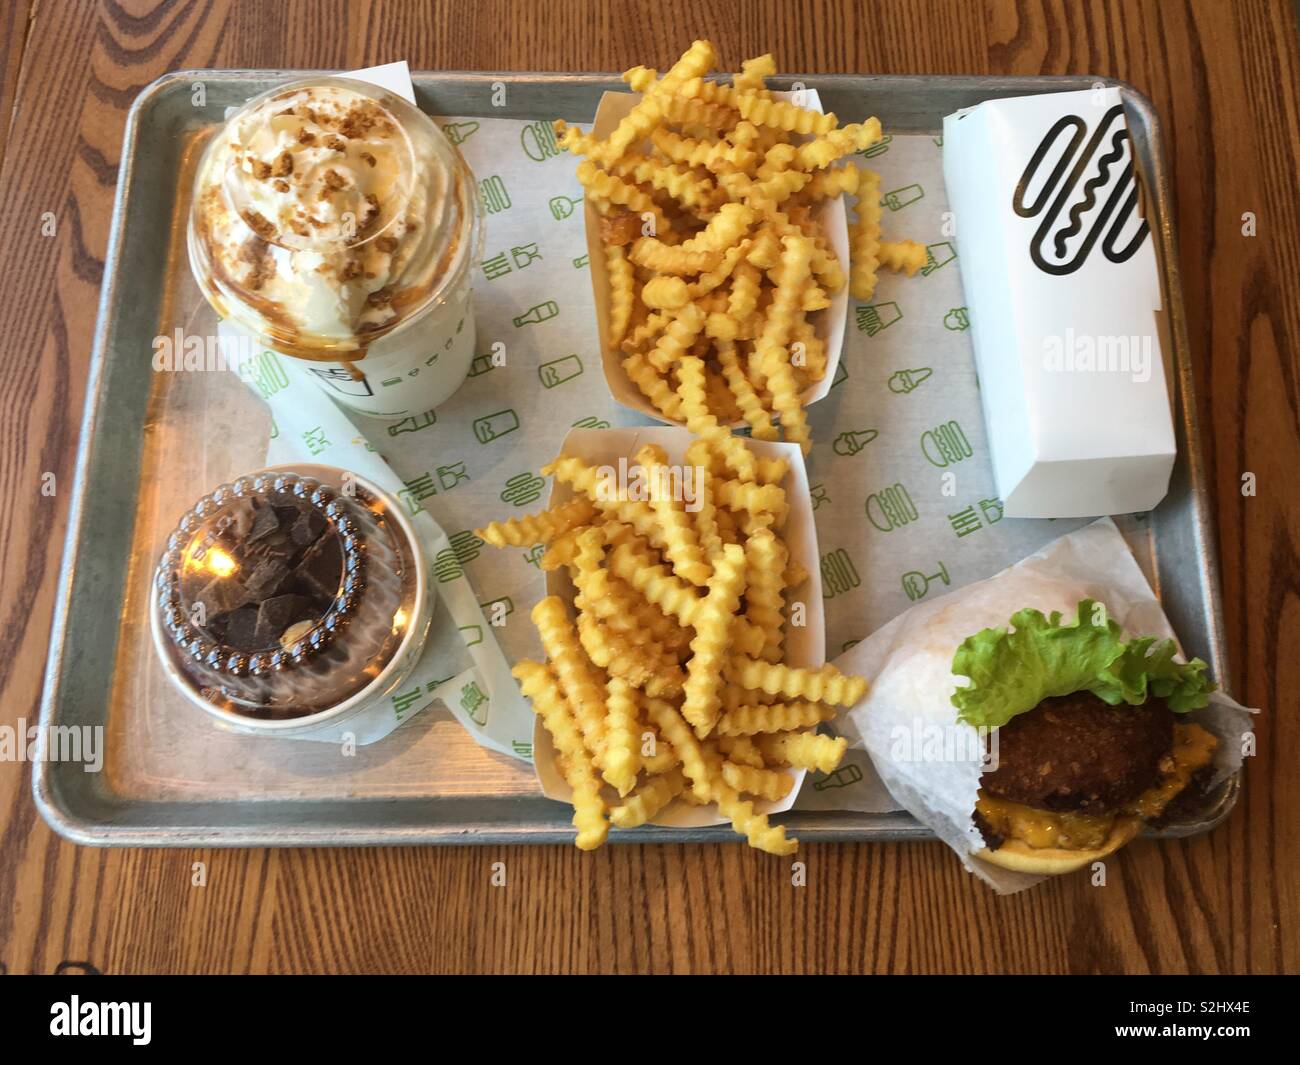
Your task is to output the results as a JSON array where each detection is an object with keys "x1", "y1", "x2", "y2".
[
  {"x1": 150, "y1": 465, "x2": 432, "y2": 734},
  {"x1": 187, "y1": 77, "x2": 484, "y2": 418}
]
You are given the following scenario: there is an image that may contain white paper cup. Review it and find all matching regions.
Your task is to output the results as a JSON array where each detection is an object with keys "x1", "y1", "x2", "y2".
[{"x1": 188, "y1": 77, "x2": 484, "y2": 419}]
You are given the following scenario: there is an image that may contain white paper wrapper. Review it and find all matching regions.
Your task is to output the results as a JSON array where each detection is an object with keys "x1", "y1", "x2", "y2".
[
  {"x1": 831, "y1": 517, "x2": 1255, "y2": 893},
  {"x1": 531, "y1": 426, "x2": 822, "y2": 827},
  {"x1": 585, "y1": 89, "x2": 849, "y2": 426}
]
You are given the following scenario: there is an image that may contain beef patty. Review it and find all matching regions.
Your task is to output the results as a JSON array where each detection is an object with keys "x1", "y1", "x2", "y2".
[{"x1": 981, "y1": 691, "x2": 1175, "y2": 814}]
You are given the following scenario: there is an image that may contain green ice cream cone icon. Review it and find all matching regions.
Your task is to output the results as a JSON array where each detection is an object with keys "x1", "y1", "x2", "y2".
[
  {"x1": 833, "y1": 429, "x2": 878, "y2": 456},
  {"x1": 442, "y1": 121, "x2": 480, "y2": 146},
  {"x1": 888, "y1": 368, "x2": 932, "y2": 393}
]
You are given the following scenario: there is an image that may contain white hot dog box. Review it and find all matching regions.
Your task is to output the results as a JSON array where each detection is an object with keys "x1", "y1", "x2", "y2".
[{"x1": 943, "y1": 87, "x2": 1176, "y2": 519}]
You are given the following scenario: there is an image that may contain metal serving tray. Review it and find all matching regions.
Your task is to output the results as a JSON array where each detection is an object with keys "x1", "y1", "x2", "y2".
[{"x1": 35, "y1": 72, "x2": 1237, "y2": 846}]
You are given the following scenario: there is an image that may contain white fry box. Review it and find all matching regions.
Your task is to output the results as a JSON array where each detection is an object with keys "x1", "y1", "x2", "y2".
[
  {"x1": 942, "y1": 87, "x2": 1176, "y2": 518},
  {"x1": 585, "y1": 90, "x2": 849, "y2": 426},
  {"x1": 532, "y1": 427, "x2": 822, "y2": 828}
]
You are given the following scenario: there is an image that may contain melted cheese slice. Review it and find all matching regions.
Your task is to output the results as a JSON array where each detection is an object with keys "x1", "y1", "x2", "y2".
[{"x1": 976, "y1": 722, "x2": 1218, "y2": 852}]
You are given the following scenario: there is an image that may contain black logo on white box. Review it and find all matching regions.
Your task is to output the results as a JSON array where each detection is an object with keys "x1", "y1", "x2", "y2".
[{"x1": 1013, "y1": 103, "x2": 1150, "y2": 275}]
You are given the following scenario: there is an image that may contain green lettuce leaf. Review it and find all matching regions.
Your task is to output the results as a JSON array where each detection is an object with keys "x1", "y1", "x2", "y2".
[{"x1": 950, "y1": 599, "x2": 1215, "y2": 728}]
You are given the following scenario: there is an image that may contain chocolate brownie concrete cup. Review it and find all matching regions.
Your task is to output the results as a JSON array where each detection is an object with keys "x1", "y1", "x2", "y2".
[{"x1": 150, "y1": 464, "x2": 432, "y2": 733}]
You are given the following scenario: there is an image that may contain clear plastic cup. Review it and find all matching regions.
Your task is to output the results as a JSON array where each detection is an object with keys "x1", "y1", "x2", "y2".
[
  {"x1": 150, "y1": 464, "x2": 432, "y2": 734},
  {"x1": 187, "y1": 77, "x2": 484, "y2": 418}
]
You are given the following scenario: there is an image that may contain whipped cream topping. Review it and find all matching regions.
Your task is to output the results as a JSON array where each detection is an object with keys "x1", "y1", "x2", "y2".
[{"x1": 190, "y1": 80, "x2": 468, "y2": 348}]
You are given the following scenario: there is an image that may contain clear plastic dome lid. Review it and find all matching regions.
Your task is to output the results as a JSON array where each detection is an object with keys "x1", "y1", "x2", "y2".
[
  {"x1": 153, "y1": 468, "x2": 425, "y2": 721},
  {"x1": 187, "y1": 76, "x2": 480, "y2": 356}
]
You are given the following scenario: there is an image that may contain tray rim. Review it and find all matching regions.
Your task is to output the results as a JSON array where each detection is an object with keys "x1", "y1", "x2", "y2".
[{"x1": 34, "y1": 70, "x2": 1238, "y2": 847}]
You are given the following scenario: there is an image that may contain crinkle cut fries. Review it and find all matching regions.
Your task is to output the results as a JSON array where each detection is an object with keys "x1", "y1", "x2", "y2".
[
  {"x1": 560, "y1": 39, "x2": 925, "y2": 453},
  {"x1": 477, "y1": 430, "x2": 867, "y2": 855}
]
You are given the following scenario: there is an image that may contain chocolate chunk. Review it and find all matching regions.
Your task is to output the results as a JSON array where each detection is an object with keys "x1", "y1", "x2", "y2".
[
  {"x1": 255, "y1": 528, "x2": 298, "y2": 562},
  {"x1": 195, "y1": 575, "x2": 249, "y2": 617},
  {"x1": 215, "y1": 498, "x2": 257, "y2": 542},
  {"x1": 246, "y1": 503, "x2": 281, "y2": 544},
  {"x1": 255, "y1": 594, "x2": 312, "y2": 645},
  {"x1": 243, "y1": 557, "x2": 291, "y2": 600},
  {"x1": 290, "y1": 508, "x2": 326, "y2": 546},
  {"x1": 294, "y1": 533, "x2": 342, "y2": 598},
  {"x1": 223, "y1": 607, "x2": 264, "y2": 651}
]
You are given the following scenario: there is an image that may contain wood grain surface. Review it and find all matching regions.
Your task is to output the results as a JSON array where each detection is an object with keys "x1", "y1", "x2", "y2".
[{"x1": 0, "y1": 0, "x2": 1296, "y2": 975}]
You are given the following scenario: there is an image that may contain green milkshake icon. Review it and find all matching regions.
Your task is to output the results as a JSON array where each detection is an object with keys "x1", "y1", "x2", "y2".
[
  {"x1": 882, "y1": 183, "x2": 923, "y2": 210},
  {"x1": 473, "y1": 409, "x2": 520, "y2": 443},
  {"x1": 539, "y1": 354, "x2": 583, "y2": 388}
]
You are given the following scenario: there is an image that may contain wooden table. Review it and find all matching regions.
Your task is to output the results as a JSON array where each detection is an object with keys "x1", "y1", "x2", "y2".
[{"x1": 0, "y1": 0, "x2": 1295, "y2": 975}]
